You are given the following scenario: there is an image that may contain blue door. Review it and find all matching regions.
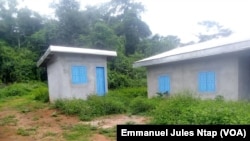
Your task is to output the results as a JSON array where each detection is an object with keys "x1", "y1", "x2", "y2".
[{"x1": 96, "y1": 67, "x2": 106, "y2": 96}]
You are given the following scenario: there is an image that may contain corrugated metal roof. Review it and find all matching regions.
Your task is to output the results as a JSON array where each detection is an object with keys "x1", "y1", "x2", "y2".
[
  {"x1": 37, "y1": 45, "x2": 117, "y2": 67},
  {"x1": 133, "y1": 35, "x2": 250, "y2": 68}
]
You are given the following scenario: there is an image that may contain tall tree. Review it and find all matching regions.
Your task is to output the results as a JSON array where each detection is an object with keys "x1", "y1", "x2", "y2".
[
  {"x1": 52, "y1": 0, "x2": 86, "y2": 46},
  {"x1": 104, "y1": 0, "x2": 151, "y2": 55},
  {"x1": 137, "y1": 34, "x2": 180, "y2": 56},
  {"x1": 0, "y1": 0, "x2": 18, "y2": 47}
]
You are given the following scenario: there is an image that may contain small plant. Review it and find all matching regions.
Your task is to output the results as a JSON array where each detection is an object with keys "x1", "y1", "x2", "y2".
[
  {"x1": 17, "y1": 128, "x2": 30, "y2": 136},
  {"x1": 125, "y1": 121, "x2": 136, "y2": 125},
  {"x1": 32, "y1": 87, "x2": 49, "y2": 103},
  {"x1": 51, "y1": 111, "x2": 58, "y2": 117},
  {"x1": 17, "y1": 127, "x2": 37, "y2": 136},
  {"x1": 0, "y1": 115, "x2": 18, "y2": 126},
  {"x1": 63, "y1": 124, "x2": 92, "y2": 141},
  {"x1": 21, "y1": 108, "x2": 31, "y2": 113},
  {"x1": 98, "y1": 127, "x2": 116, "y2": 138},
  {"x1": 43, "y1": 132, "x2": 57, "y2": 137},
  {"x1": 32, "y1": 116, "x2": 39, "y2": 121},
  {"x1": 129, "y1": 96, "x2": 156, "y2": 115},
  {"x1": 215, "y1": 95, "x2": 224, "y2": 101}
]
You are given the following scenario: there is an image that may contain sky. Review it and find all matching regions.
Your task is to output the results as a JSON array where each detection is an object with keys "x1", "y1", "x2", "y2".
[{"x1": 17, "y1": 0, "x2": 250, "y2": 43}]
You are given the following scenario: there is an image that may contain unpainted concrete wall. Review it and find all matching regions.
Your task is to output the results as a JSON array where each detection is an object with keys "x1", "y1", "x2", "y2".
[
  {"x1": 146, "y1": 55, "x2": 239, "y2": 100},
  {"x1": 47, "y1": 53, "x2": 107, "y2": 102},
  {"x1": 238, "y1": 57, "x2": 250, "y2": 100}
]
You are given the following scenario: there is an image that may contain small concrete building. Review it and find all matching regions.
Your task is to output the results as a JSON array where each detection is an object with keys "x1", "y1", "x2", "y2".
[
  {"x1": 133, "y1": 36, "x2": 250, "y2": 101},
  {"x1": 37, "y1": 45, "x2": 117, "y2": 102}
]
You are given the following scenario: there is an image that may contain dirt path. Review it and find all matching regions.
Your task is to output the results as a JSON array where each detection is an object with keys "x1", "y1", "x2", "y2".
[{"x1": 0, "y1": 107, "x2": 149, "y2": 141}]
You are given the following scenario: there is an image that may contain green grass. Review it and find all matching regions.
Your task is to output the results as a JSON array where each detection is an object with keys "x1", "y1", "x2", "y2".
[
  {"x1": 52, "y1": 87, "x2": 250, "y2": 124},
  {"x1": 0, "y1": 82, "x2": 49, "y2": 111},
  {"x1": 2, "y1": 82, "x2": 250, "y2": 125},
  {"x1": 0, "y1": 115, "x2": 18, "y2": 126},
  {"x1": 150, "y1": 93, "x2": 250, "y2": 124},
  {"x1": 17, "y1": 127, "x2": 38, "y2": 136},
  {"x1": 98, "y1": 127, "x2": 116, "y2": 139},
  {"x1": 0, "y1": 95, "x2": 47, "y2": 112},
  {"x1": 63, "y1": 124, "x2": 95, "y2": 141},
  {"x1": 43, "y1": 131, "x2": 58, "y2": 137}
]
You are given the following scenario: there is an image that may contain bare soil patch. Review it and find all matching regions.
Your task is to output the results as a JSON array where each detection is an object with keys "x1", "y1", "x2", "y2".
[{"x1": 0, "y1": 107, "x2": 149, "y2": 141}]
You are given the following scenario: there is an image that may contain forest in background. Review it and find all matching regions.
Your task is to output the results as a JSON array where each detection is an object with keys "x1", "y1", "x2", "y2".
[{"x1": 0, "y1": 0, "x2": 232, "y2": 88}]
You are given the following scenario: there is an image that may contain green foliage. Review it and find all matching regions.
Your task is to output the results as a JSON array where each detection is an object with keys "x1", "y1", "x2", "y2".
[
  {"x1": 108, "y1": 50, "x2": 147, "y2": 89},
  {"x1": 86, "y1": 95, "x2": 127, "y2": 116},
  {"x1": 54, "y1": 99, "x2": 88, "y2": 115},
  {"x1": 0, "y1": 42, "x2": 39, "y2": 83},
  {"x1": 30, "y1": 87, "x2": 49, "y2": 103},
  {"x1": 0, "y1": 83, "x2": 33, "y2": 97},
  {"x1": 129, "y1": 96, "x2": 156, "y2": 115},
  {"x1": 63, "y1": 124, "x2": 92, "y2": 141},
  {"x1": 107, "y1": 87, "x2": 147, "y2": 99},
  {"x1": 17, "y1": 127, "x2": 37, "y2": 136},
  {"x1": 54, "y1": 95, "x2": 127, "y2": 121},
  {"x1": 53, "y1": 87, "x2": 148, "y2": 120},
  {"x1": 0, "y1": 0, "x2": 182, "y2": 88},
  {"x1": 151, "y1": 93, "x2": 250, "y2": 124},
  {"x1": 0, "y1": 115, "x2": 18, "y2": 126},
  {"x1": 0, "y1": 82, "x2": 48, "y2": 104}
]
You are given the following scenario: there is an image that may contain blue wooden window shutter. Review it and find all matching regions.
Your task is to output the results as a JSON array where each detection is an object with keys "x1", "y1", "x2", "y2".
[
  {"x1": 199, "y1": 72, "x2": 207, "y2": 92},
  {"x1": 158, "y1": 75, "x2": 170, "y2": 94},
  {"x1": 198, "y1": 71, "x2": 215, "y2": 92},
  {"x1": 71, "y1": 66, "x2": 87, "y2": 84},
  {"x1": 207, "y1": 72, "x2": 215, "y2": 92}
]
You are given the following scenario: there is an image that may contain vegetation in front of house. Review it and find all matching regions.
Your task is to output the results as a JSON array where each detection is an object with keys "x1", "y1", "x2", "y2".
[
  {"x1": 2, "y1": 82, "x2": 250, "y2": 126},
  {"x1": 53, "y1": 87, "x2": 151, "y2": 121},
  {"x1": 1, "y1": 82, "x2": 250, "y2": 140},
  {"x1": 53, "y1": 87, "x2": 250, "y2": 125},
  {"x1": 151, "y1": 93, "x2": 250, "y2": 124}
]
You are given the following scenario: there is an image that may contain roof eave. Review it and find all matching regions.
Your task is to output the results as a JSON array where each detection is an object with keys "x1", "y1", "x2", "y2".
[
  {"x1": 37, "y1": 46, "x2": 118, "y2": 67},
  {"x1": 133, "y1": 41, "x2": 250, "y2": 68},
  {"x1": 36, "y1": 48, "x2": 52, "y2": 67}
]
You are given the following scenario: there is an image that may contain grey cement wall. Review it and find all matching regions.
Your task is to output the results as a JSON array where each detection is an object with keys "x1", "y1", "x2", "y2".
[
  {"x1": 47, "y1": 53, "x2": 108, "y2": 102},
  {"x1": 146, "y1": 54, "x2": 239, "y2": 100},
  {"x1": 238, "y1": 57, "x2": 250, "y2": 100}
]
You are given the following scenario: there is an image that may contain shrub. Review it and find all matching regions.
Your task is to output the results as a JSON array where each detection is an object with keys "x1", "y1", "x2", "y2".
[
  {"x1": 53, "y1": 95, "x2": 127, "y2": 121},
  {"x1": 86, "y1": 95, "x2": 127, "y2": 116},
  {"x1": 54, "y1": 99, "x2": 87, "y2": 115},
  {"x1": 31, "y1": 87, "x2": 49, "y2": 103},
  {"x1": 108, "y1": 87, "x2": 147, "y2": 99},
  {"x1": 129, "y1": 96, "x2": 156, "y2": 115},
  {"x1": 0, "y1": 83, "x2": 32, "y2": 97},
  {"x1": 0, "y1": 82, "x2": 47, "y2": 98},
  {"x1": 151, "y1": 93, "x2": 250, "y2": 124}
]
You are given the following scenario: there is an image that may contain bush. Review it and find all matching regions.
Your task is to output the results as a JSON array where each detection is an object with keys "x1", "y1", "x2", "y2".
[
  {"x1": 53, "y1": 95, "x2": 127, "y2": 121},
  {"x1": 31, "y1": 87, "x2": 49, "y2": 103},
  {"x1": 151, "y1": 93, "x2": 199, "y2": 124},
  {"x1": 108, "y1": 87, "x2": 147, "y2": 99},
  {"x1": 151, "y1": 93, "x2": 250, "y2": 124},
  {"x1": 54, "y1": 99, "x2": 88, "y2": 115},
  {"x1": 85, "y1": 95, "x2": 127, "y2": 116},
  {"x1": 129, "y1": 96, "x2": 156, "y2": 115},
  {"x1": 0, "y1": 82, "x2": 47, "y2": 98},
  {"x1": 0, "y1": 83, "x2": 33, "y2": 97}
]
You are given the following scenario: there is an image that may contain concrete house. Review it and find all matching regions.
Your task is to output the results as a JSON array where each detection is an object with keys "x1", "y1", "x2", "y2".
[
  {"x1": 133, "y1": 37, "x2": 250, "y2": 101},
  {"x1": 37, "y1": 45, "x2": 117, "y2": 102}
]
